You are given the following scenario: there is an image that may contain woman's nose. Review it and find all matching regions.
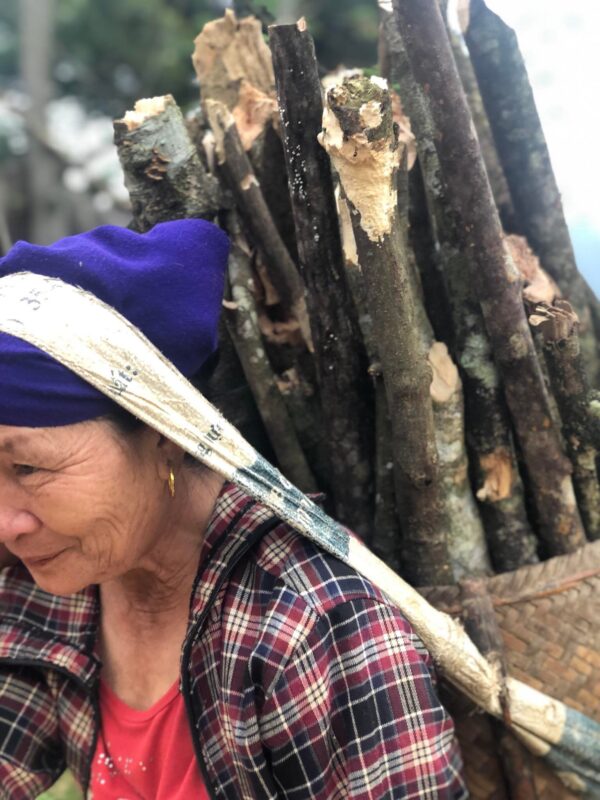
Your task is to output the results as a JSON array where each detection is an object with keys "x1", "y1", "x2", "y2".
[{"x1": 0, "y1": 487, "x2": 40, "y2": 543}]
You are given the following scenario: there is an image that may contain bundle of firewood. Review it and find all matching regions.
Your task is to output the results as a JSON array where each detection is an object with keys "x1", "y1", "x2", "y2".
[{"x1": 112, "y1": 0, "x2": 600, "y2": 589}]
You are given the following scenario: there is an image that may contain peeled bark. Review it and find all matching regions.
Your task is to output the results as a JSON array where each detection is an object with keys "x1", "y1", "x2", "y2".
[
  {"x1": 464, "y1": 0, "x2": 600, "y2": 385},
  {"x1": 113, "y1": 95, "x2": 222, "y2": 232},
  {"x1": 381, "y1": 6, "x2": 538, "y2": 570},
  {"x1": 269, "y1": 21, "x2": 375, "y2": 539},
  {"x1": 392, "y1": 0, "x2": 586, "y2": 556}
]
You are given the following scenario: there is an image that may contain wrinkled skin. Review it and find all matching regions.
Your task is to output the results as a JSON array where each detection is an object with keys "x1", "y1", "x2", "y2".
[{"x1": 0, "y1": 420, "x2": 223, "y2": 597}]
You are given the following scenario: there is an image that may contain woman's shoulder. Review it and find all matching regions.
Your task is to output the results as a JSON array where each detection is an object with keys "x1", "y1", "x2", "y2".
[{"x1": 217, "y1": 496, "x2": 427, "y2": 659}]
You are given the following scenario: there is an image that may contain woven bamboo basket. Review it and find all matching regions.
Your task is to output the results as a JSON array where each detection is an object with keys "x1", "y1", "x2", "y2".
[{"x1": 420, "y1": 541, "x2": 600, "y2": 798}]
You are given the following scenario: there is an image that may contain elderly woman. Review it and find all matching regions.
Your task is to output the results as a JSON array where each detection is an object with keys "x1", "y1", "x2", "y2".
[{"x1": 0, "y1": 220, "x2": 466, "y2": 800}]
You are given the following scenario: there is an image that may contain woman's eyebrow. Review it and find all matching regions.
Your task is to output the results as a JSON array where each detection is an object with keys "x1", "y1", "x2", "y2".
[
  {"x1": 0, "y1": 435, "x2": 39, "y2": 454},
  {"x1": 0, "y1": 438, "x2": 18, "y2": 453}
]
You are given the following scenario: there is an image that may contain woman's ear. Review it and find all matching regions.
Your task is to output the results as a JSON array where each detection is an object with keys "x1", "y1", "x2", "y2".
[{"x1": 152, "y1": 432, "x2": 185, "y2": 479}]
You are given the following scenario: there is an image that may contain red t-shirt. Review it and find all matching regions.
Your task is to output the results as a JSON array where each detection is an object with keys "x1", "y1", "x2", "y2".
[{"x1": 90, "y1": 679, "x2": 210, "y2": 799}]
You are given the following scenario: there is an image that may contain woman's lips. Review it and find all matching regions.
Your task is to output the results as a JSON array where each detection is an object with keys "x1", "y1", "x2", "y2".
[{"x1": 22, "y1": 549, "x2": 67, "y2": 567}]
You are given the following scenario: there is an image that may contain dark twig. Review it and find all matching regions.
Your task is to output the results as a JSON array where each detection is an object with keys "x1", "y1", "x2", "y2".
[
  {"x1": 269, "y1": 21, "x2": 375, "y2": 539},
  {"x1": 529, "y1": 301, "x2": 600, "y2": 540}
]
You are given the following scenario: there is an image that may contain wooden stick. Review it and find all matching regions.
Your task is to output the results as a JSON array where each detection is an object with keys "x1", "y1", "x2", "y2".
[
  {"x1": 372, "y1": 368, "x2": 403, "y2": 573},
  {"x1": 529, "y1": 301, "x2": 600, "y2": 541},
  {"x1": 334, "y1": 188, "x2": 402, "y2": 565},
  {"x1": 192, "y1": 11, "x2": 299, "y2": 274},
  {"x1": 113, "y1": 95, "x2": 222, "y2": 232},
  {"x1": 269, "y1": 21, "x2": 375, "y2": 540},
  {"x1": 224, "y1": 218, "x2": 317, "y2": 494},
  {"x1": 204, "y1": 99, "x2": 312, "y2": 349},
  {"x1": 320, "y1": 75, "x2": 453, "y2": 586},
  {"x1": 205, "y1": 317, "x2": 277, "y2": 465},
  {"x1": 406, "y1": 162, "x2": 454, "y2": 347},
  {"x1": 392, "y1": 0, "x2": 586, "y2": 556},
  {"x1": 464, "y1": 0, "x2": 600, "y2": 382},
  {"x1": 442, "y1": 9, "x2": 516, "y2": 233},
  {"x1": 380, "y1": 4, "x2": 539, "y2": 570}
]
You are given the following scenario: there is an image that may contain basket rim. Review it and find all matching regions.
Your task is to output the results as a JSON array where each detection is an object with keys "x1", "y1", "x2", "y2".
[{"x1": 419, "y1": 540, "x2": 600, "y2": 613}]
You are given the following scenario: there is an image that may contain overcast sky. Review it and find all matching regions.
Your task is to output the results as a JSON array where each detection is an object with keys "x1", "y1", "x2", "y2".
[{"x1": 487, "y1": 1, "x2": 599, "y2": 227}]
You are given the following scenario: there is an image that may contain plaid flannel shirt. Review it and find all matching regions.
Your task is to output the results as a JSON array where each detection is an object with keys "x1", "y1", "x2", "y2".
[{"x1": 0, "y1": 481, "x2": 467, "y2": 799}]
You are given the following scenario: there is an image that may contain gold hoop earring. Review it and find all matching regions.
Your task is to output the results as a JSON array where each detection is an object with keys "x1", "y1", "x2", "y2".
[{"x1": 168, "y1": 466, "x2": 176, "y2": 498}]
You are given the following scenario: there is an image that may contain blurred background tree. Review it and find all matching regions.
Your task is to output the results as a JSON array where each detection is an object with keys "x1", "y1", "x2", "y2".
[
  {"x1": 0, "y1": 0, "x2": 380, "y2": 253},
  {"x1": 0, "y1": 0, "x2": 378, "y2": 115}
]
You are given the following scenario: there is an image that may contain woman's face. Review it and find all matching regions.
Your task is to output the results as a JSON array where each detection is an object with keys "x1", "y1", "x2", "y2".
[{"x1": 0, "y1": 420, "x2": 176, "y2": 595}]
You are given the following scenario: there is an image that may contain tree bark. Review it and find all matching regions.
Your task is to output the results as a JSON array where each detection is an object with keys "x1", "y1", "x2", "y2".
[
  {"x1": 529, "y1": 301, "x2": 600, "y2": 541},
  {"x1": 269, "y1": 21, "x2": 375, "y2": 539},
  {"x1": 334, "y1": 187, "x2": 401, "y2": 564},
  {"x1": 392, "y1": 0, "x2": 586, "y2": 556},
  {"x1": 19, "y1": 0, "x2": 64, "y2": 245},
  {"x1": 407, "y1": 161, "x2": 454, "y2": 348},
  {"x1": 464, "y1": 0, "x2": 600, "y2": 385},
  {"x1": 444, "y1": 17, "x2": 516, "y2": 233},
  {"x1": 381, "y1": 6, "x2": 538, "y2": 571},
  {"x1": 113, "y1": 95, "x2": 222, "y2": 232}
]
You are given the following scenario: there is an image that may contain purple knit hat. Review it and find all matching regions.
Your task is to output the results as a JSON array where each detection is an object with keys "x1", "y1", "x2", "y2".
[{"x1": 0, "y1": 219, "x2": 230, "y2": 426}]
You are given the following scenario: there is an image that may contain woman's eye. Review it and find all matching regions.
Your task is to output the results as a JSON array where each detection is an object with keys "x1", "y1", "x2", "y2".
[{"x1": 13, "y1": 464, "x2": 39, "y2": 476}]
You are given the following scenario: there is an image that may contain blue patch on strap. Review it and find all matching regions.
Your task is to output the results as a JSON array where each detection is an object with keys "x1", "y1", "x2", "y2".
[{"x1": 235, "y1": 455, "x2": 350, "y2": 561}]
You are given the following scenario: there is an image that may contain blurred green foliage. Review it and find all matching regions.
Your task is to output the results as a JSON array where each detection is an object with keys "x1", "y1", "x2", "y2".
[
  {"x1": 301, "y1": 0, "x2": 379, "y2": 71},
  {"x1": 37, "y1": 771, "x2": 83, "y2": 800},
  {"x1": 0, "y1": 0, "x2": 378, "y2": 116}
]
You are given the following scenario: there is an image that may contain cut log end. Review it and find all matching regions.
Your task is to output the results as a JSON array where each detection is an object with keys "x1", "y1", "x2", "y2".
[
  {"x1": 319, "y1": 76, "x2": 401, "y2": 243},
  {"x1": 117, "y1": 95, "x2": 172, "y2": 131}
]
